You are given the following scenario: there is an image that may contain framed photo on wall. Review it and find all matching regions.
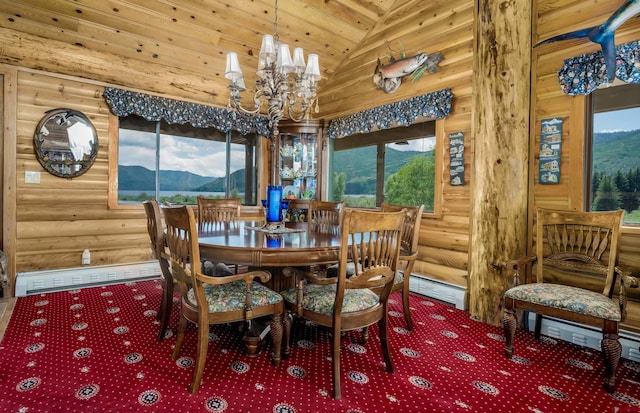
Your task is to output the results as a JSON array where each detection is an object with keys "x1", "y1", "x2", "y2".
[{"x1": 538, "y1": 117, "x2": 563, "y2": 184}]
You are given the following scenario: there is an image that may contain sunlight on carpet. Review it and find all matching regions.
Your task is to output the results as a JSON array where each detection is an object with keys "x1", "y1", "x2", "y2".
[{"x1": 0, "y1": 280, "x2": 638, "y2": 413}]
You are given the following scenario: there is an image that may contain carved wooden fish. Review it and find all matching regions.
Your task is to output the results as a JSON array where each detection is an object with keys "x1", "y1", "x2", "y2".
[
  {"x1": 373, "y1": 52, "x2": 443, "y2": 93},
  {"x1": 535, "y1": 0, "x2": 640, "y2": 83}
]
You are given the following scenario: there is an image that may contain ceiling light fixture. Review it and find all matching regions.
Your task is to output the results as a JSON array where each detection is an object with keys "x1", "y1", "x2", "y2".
[{"x1": 224, "y1": 0, "x2": 321, "y2": 141}]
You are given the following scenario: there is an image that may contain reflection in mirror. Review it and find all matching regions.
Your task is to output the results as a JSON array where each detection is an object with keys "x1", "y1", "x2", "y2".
[{"x1": 34, "y1": 108, "x2": 98, "y2": 178}]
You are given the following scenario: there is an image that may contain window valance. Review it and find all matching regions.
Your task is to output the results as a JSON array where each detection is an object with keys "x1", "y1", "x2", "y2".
[
  {"x1": 102, "y1": 87, "x2": 271, "y2": 136},
  {"x1": 327, "y1": 88, "x2": 452, "y2": 139},
  {"x1": 558, "y1": 40, "x2": 640, "y2": 96}
]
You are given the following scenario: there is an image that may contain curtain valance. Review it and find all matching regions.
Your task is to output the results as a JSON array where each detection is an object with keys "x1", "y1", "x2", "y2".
[
  {"x1": 327, "y1": 88, "x2": 452, "y2": 139},
  {"x1": 102, "y1": 87, "x2": 271, "y2": 137},
  {"x1": 558, "y1": 40, "x2": 640, "y2": 96}
]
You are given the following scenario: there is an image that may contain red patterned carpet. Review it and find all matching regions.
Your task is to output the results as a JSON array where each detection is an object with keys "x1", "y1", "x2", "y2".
[{"x1": 0, "y1": 280, "x2": 638, "y2": 412}]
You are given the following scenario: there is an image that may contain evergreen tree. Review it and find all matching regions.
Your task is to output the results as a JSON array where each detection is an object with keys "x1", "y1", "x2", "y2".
[
  {"x1": 593, "y1": 175, "x2": 622, "y2": 211},
  {"x1": 332, "y1": 172, "x2": 346, "y2": 202},
  {"x1": 591, "y1": 171, "x2": 602, "y2": 205}
]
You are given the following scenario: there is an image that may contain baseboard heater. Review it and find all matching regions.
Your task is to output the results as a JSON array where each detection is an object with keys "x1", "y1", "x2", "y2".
[
  {"x1": 527, "y1": 313, "x2": 640, "y2": 362},
  {"x1": 409, "y1": 274, "x2": 467, "y2": 310},
  {"x1": 15, "y1": 261, "x2": 162, "y2": 297}
]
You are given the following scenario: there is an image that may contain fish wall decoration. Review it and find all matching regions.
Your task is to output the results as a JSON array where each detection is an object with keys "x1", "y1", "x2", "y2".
[
  {"x1": 373, "y1": 51, "x2": 443, "y2": 94},
  {"x1": 535, "y1": 0, "x2": 640, "y2": 83}
]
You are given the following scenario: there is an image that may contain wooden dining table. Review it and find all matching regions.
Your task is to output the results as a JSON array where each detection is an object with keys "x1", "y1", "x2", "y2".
[{"x1": 198, "y1": 220, "x2": 341, "y2": 291}]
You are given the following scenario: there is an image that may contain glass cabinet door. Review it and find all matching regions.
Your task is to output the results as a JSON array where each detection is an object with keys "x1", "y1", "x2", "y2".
[{"x1": 280, "y1": 132, "x2": 317, "y2": 200}]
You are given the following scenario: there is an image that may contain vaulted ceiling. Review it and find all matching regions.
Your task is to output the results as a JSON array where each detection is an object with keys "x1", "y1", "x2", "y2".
[{"x1": 0, "y1": 0, "x2": 472, "y2": 119}]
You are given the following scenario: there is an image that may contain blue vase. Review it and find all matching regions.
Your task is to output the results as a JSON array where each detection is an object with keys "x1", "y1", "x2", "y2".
[{"x1": 266, "y1": 185, "x2": 283, "y2": 223}]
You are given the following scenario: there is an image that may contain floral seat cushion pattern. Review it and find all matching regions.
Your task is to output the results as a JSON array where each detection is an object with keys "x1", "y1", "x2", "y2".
[
  {"x1": 187, "y1": 280, "x2": 282, "y2": 313},
  {"x1": 504, "y1": 283, "x2": 621, "y2": 321},
  {"x1": 281, "y1": 283, "x2": 379, "y2": 315},
  {"x1": 394, "y1": 271, "x2": 404, "y2": 285}
]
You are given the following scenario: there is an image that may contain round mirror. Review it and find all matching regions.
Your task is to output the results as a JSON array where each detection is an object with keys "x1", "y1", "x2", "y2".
[{"x1": 33, "y1": 108, "x2": 98, "y2": 178}]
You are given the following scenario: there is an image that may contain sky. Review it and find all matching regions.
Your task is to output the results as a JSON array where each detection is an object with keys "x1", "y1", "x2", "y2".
[
  {"x1": 118, "y1": 129, "x2": 245, "y2": 178},
  {"x1": 594, "y1": 107, "x2": 640, "y2": 133}
]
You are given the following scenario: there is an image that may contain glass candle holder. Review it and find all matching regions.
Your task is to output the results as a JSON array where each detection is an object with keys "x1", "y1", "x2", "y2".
[{"x1": 266, "y1": 185, "x2": 283, "y2": 223}]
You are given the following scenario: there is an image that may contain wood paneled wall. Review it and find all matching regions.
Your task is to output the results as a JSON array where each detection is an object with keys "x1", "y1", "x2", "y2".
[
  {"x1": 532, "y1": 0, "x2": 640, "y2": 332},
  {"x1": 13, "y1": 71, "x2": 151, "y2": 271}
]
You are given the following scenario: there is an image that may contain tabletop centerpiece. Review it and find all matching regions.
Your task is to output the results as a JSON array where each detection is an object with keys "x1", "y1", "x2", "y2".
[{"x1": 261, "y1": 185, "x2": 291, "y2": 232}]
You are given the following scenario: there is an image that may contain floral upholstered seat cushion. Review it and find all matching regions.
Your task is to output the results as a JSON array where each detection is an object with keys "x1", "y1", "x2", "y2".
[
  {"x1": 504, "y1": 283, "x2": 621, "y2": 321},
  {"x1": 281, "y1": 283, "x2": 379, "y2": 315},
  {"x1": 186, "y1": 280, "x2": 282, "y2": 313},
  {"x1": 394, "y1": 271, "x2": 404, "y2": 286}
]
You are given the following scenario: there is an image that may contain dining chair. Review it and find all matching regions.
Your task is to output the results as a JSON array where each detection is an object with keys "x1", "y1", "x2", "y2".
[
  {"x1": 502, "y1": 208, "x2": 637, "y2": 393},
  {"x1": 197, "y1": 197, "x2": 241, "y2": 231},
  {"x1": 380, "y1": 202, "x2": 424, "y2": 331},
  {"x1": 142, "y1": 199, "x2": 174, "y2": 341},
  {"x1": 281, "y1": 208, "x2": 405, "y2": 399},
  {"x1": 163, "y1": 205, "x2": 286, "y2": 393},
  {"x1": 197, "y1": 196, "x2": 240, "y2": 274},
  {"x1": 308, "y1": 200, "x2": 345, "y2": 235}
]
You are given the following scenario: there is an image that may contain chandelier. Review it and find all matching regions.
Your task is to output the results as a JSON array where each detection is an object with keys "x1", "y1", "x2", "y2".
[{"x1": 224, "y1": 0, "x2": 321, "y2": 139}]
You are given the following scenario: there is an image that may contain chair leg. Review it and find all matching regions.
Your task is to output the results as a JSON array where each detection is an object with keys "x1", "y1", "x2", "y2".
[
  {"x1": 534, "y1": 313, "x2": 543, "y2": 340},
  {"x1": 282, "y1": 312, "x2": 292, "y2": 359},
  {"x1": 171, "y1": 310, "x2": 188, "y2": 360},
  {"x1": 378, "y1": 315, "x2": 394, "y2": 374},
  {"x1": 601, "y1": 329, "x2": 621, "y2": 393},
  {"x1": 190, "y1": 321, "x2": 210, "y2": 393},
  {"x1": 332, "y1": 325, "x2": 342, "y2": 400},
  {"x1": 402, "y1": 276, "x2": 414, "y2": 331},
  {"x1": 502, "y1": 307, "x2": 516, "y2": 359},
  {"x1": 270, "y1": 312, "x2": 283, "y2": 367},
  {"x1": 361, "y1": 326, "x2": 369, "y2": 345},
  {"x1": 156, "y1": 281, "x2": 173, "y2": 341}
]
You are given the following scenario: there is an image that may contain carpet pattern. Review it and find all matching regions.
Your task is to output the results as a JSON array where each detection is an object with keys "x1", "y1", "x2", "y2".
[{"x1": 0, "y1": 280, "x2": 639, "y2": 412}]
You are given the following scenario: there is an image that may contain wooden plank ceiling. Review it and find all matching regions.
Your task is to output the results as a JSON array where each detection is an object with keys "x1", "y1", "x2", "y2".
[{"x1": 0, "y1": 0, "x2": 464, "y2": 119}]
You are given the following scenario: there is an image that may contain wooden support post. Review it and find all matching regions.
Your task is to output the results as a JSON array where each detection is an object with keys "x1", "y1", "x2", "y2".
[{"x1": 469, "y1": 0, "x2": 531, "y2": 325}]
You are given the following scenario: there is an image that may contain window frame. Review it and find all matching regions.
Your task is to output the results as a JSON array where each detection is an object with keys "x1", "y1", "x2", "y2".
[
  {"x1": 586, "y1": 82, "x2": 640, "y2": 227},
  {"x1": 327, "y1": 119, "x2": 443, "y2": 216},
  {"x1": 107, "y1": 113, "x2": 261, "y2": 209}
]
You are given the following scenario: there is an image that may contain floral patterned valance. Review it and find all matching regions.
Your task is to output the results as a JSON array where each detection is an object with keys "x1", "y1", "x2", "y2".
[
  {"x1": 327, "y1": 88, "x2": 452, "y2": 139},
  {"x1": 558, "y1": 40, "x2": 640, "y2": 96},
  {"x1": 102, "y1": 87, "x2": 271, "y2": 137}
]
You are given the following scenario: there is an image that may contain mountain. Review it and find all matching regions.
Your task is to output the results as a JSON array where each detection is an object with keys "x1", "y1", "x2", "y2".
[
  {"x1": 593, "y1": 130, "x2": 640, "y2": 176},
  {"x1": 118, "y1": 165, "x2": 216, "y2": 191}
]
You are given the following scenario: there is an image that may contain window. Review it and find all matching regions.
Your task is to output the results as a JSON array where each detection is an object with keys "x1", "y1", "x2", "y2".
[
  {"x1": 114, "y1": 114, "x2": 258, "y2": 206},
  {"x1": 589, "y1": 83, "x2": 640, "y2": 225},
  {"x1": 329, "y1": 121, "x2": 439, "y2": 211}
]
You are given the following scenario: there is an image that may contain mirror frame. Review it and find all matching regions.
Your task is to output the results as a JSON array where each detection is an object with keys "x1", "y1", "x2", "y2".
[{"x1": 33, "y1": 108, "x2": 99, "y2": 178}]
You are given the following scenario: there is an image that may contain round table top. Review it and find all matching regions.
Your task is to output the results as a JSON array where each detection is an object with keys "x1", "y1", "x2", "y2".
[{"x1": 198, "y1": 221, "x2": 341, "y2": 267}]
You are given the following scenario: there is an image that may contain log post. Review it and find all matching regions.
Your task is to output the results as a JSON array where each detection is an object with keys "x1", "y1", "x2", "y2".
[{"x1": 469, "y1": 0, "x2": 531, "y2": 325}]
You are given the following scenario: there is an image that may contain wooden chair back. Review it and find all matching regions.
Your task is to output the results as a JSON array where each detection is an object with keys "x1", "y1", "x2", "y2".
[
  {"x1": 197, "y1": 197, "x2": 240, "y2": 231},
  {"x1": 143, "y1": 199, "x2": 175, "y2": 341},
  {"x1": 534, "y1": 208, "x2": 623, "y2": 297},
  {"x1": 337, "y1": 209, "x2": 405, "y2": 320},
  {"x1": 308, "y1": 200, "x2": 345, "y2": 234},
  {"x1": 381, "y1": 202, "x2": 424, "y2": 254},
  {"x1": 143, "y1": 199, "x2": 165, "y2": 261}
]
